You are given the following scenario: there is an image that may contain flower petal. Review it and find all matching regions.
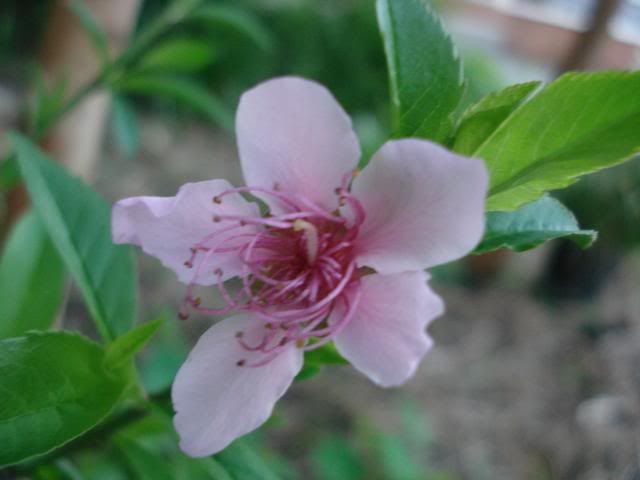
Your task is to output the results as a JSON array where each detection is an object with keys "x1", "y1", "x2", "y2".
[
  {"x1": 112, "y1": 180, "x2": 258, "y2": 285},
  {"x1": 333, "y1": 271, "x2": 443, "y2": 387},
  {"x1": 172, "y1": 314, "x2": 303, "y2": 457},
  {"x1": 351, "y1": 139, "x2": 488, "y2": 273},
  {"x1": 236, "y1": 76, "x2": 360, "y2": 210}
]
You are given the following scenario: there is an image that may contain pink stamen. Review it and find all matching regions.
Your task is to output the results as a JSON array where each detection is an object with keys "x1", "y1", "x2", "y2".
[{"x1": 181, "y1": 180, "x2": 365, "y2": 367}]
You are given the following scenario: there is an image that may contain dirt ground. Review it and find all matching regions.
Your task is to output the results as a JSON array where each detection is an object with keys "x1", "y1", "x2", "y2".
[{"x1": 96, "y1": 118, "x2": 640, "y2": 480}]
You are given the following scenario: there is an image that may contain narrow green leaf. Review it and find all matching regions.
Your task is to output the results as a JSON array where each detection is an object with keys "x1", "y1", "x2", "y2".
[
  {"x1": 30, "y1": 69, "x2": 68, "y2": 138},
  {"x1": 115, "y1": 75, "x2": 233, "y2": 132},
  {"x1": 453, "y1": 81, "x2": 541, "y2": 155},
  {"x1": 68, "y1": 0, "x2": 109, "y2": 62},
  {"x1": 0, "y1": 211, "x2": 66, "y2": 339},
  {"x1": 475, "y1": 195, "x2": 597, "y2": 254},
  {"x1": 104, "y1": 319, "x2": 163, "y2": 371},
  {"x1": 311, "y1": 436, "x2": 364, "y2": 480},
  {"x1": 370, "y1": 433, "x2": 421, "y2": 480},
  {"x1": 139, "y1": 38, "x2": 218, "y2": 73},
  {"x1": 376, "y1": 0, "x2": 464, "y2": 142},
  {"x1": 114, "y1": 437, "x2": 174, "y2": 480},
  {"x1": 0, "y1": 331, "x2": 128, "y2": 466},
  {"x1": 116, "y1": 411, "x2": 234, "y2": 480},
  {"x1": 11, "y1": 133, "x2": 138, "y2": 341},
  {"x1": 0, "y1": 155, "x2": 20, "y2": 190},
  {"x1": 54, "y1": 458, "x2": 85, "y2": 480},
  {"x1": 473, "y1": 71, "x2": 640, "y2": 211},
  {"x1": 191, "y1": 5, "x2": 274, "y2": 52},
  {"x1": 116, "y1": 434, "x2": 235, "y2": 480},
  {"x1": 139, "y1": 312, "x2": 188, "y2": 395},
  {"x1": 174, "y1": 455, "x2": 234, "y2": 480},
  {"x1": 111, "y1": 95, "x2": 140, "y2": 159},
  {"x1": 216, "y1": 438, "x2": 282, "y2": 480}
]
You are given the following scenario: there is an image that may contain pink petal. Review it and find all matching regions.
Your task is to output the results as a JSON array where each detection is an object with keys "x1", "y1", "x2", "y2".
[
  {"x1": 352, "y1": 139, "x2": 488, "y2": 274},
  {"x1": 236, "y1": 76, "x2": 360, "y2": 211},
  {"x1": 112, "y1": 180, "x2": 258, "y2": 285},
  {"x1": 172, "y1": 314, "x2": 303, "y2": 457},
  {"x1": 333, "y1": 271, "x2": 443, "y2": 387}
]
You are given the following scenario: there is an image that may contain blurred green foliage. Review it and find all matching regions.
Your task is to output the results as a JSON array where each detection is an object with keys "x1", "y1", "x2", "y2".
[
  {"x1": 559, "y1": 158, "x2": 640, "y2": 249},
  {"x1": 0, "y1": 0, "x2": 503, "y2": 158}
]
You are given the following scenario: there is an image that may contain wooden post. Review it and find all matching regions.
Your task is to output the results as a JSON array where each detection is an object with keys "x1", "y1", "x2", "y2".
[
  {"x1": 4, "y1": 0, "x2": 141, "y2": 237},
  {"x1": 557, "y1": 0, "x2": 623, "y2": 73}
]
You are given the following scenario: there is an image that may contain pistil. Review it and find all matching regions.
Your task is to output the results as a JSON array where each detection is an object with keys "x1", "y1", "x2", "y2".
[{"x1": 180, "y1": 180, "x2": 366, "y2": 366}]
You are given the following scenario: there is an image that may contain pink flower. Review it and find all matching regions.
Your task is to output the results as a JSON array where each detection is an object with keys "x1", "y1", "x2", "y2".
[{"x1": 112, "y1": 77, "x2": 488, "y2": 456}]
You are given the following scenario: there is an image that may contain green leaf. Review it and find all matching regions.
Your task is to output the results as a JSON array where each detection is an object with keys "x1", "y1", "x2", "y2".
[
  {"x1": 115, "y1": 75, "x2": 233, "y2": 132},
  {"x1": 295, "y1": 364, "x2": 322, "y2": 382},
  {"x1": 11, "y1": 133, "x2": 138, "y2": 341},
  {"x1": 453, "y1": 81, "x2": 541, "y2": 155},
  {"x1": 68, "y1": 0, "x2": 109, "y2": 62},
  {"x1": 215, "y1": 438, "x2": 282, "y2": 480},
  {"x1": 0, "y1": 331, "x2": 128, "y2": 466},
  {"x1": 139, "y1": 38, "x2": 218, "y2": 73},
  {"x1": 0, "y1": 211, "x2": 66, "y2": 339},
  {"x1": 115, "y1": 411, "x2": 234, "y2": 480},
  {"x1": 371, "y1": 434, "x2": 421, "y2": 480},
  {"x1": 311, "y1": 436, "x2": 364, "y2": 480},
  {"x1": 376, "y1": 0, "x2": 464, "y2": 142},
  {"x1": 305, "y1": 342, "x2": 348, "y2": 366},
  {"x1": 111, "y1": 95, "x2": 140, "y2": 159},
  {"x1": 191, "y1": 5, "x2": 274, "y2": 52},
  {"x1": 139, "y1": 312, "x2": 188, "y2": 395},
  {"x1": 104, "y1": 319, "x2": 163, "y2": 371},
  {"x1": 116, "y1": 434, "x2": 234, "y2": 480},
  {"x1": 473, "y1": 71, "x2": 640, "y2": 211},
  {"x1": 114, "y1": 437, "x2": 174, "y2": 480},
  {"x1": 0, "y1": 155, "x2": 20, "y2": 190},
  {"x1": 30, "y1": 70, "x2": 68, "y2": 138},
  {"x1": 475, "y1": 195, "x2": 597, "y2": 254},
  {"x1": 295, "y1": 343, "x2": 347, "y2": 382}
]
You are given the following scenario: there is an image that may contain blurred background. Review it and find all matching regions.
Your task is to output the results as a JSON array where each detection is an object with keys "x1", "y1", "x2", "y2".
[{"x1": 1, "y1": 0, "x2": 640, "y2": 478}]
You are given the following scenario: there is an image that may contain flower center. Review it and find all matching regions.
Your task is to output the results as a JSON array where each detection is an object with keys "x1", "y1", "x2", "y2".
[{"x1": 179, "y1": 173, "x2": 365, "y2": 366}]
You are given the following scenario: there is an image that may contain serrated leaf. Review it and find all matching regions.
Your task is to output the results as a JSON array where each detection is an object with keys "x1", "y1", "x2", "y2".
[
  {"x1": 115, "y1": 75, "x2": 233, "y2": 132},
  {"x1": 11, "y1": 133, "x2": 138, "y2": 341},
  {"x1": 0, "y1": 211, "x2": 66, "y2": 339},
  {"x1": 139, "y1": 38, "x2": 218, "y2": 73},
  {"x1": 191, "y1": 5, "x2": 274, "y2": 52},
  {"x1": 473, "y1": 71, "x2": 640, "y2": 211},
  {"x1": 453, "y1": 81, "x2": 541, "y2": 155},
  {"x1": 475, "y1": 195, "x2": 597, "y2": 254},
  {"x1": 111, "y1": 95, "x2": 140, "y2": 159},
  {"x1": 104, "y1": 319, "x2": 163, "y2": 371},
  {"x1": 0, "y1": 331, "x2": 128, "y2": 466},
  {"x1": 68, "y1": 0, "x2": 109, "y2": 62},
  {"x1": 377, "y1": 0, "x2": 464, "y2": 142}
]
